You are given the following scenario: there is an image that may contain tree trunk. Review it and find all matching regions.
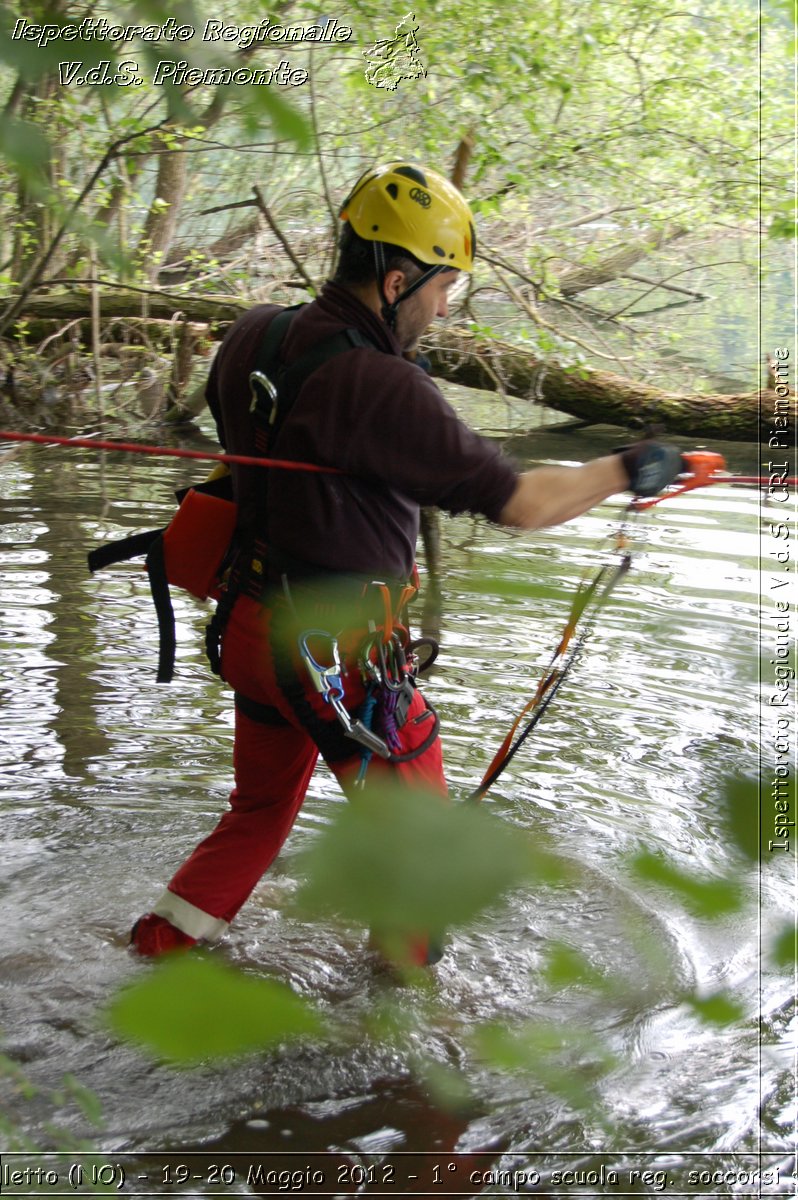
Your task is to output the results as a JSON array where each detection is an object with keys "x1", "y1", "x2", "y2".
[
  {"x1": 137, "y1": 148, "x2": 189, "y2": 285},
  {"x1": 556, "y1": 224, "x2": 687, "y2": 297},
  {"x1": 7, "y1": 290, "x2": 788, "y2": 441},
  {"x1": 426, "y1": 328, "x2": 789, "y2": 441},
  {"x1": 9, "y1": 289, "x2": 247, "y2": 325}
]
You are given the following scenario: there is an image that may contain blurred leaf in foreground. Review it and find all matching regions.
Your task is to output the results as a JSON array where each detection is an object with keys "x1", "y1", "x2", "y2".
[
  {"x1": 294, "y1": 784, "x2": 564, "y2": 946},
  {"x1": 718, "y1": 775, "x2": 762, "y2": 861},
  {"x1": 686, "y1": 991, "x2": 746, "y2": 1026},
  {"x1": 473, "y1": 1019, "x2": 616, "y2": 1111},
  {"x1": 630, "y1": 850, "x2": 743, "y2": 919},
  {"x1": 771, "y1": 924, "x2": 796, "y2": 969},
  {"x1": 0, "y1": 118, "x2": 50, "y2": 186},
  {"x1": 543, "y1": 941, "x2": 608, "y2": 991},
  {"x1": 107, "y1": 954, "x2": 323, "y2": 1065}
]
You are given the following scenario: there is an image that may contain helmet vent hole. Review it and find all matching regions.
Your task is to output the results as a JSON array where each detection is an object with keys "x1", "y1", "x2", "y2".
[
  {"x1": 432, "y1": 245, "x2": 446, "y2": 257},
  {"x1": 394, "y1": 165, "x2": 427, "y2": 185},
  {"x1": 386, "y1": 183, "x2": 399, "y2": 199}
]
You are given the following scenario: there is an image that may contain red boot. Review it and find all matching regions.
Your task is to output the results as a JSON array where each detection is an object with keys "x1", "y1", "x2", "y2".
[
  {"x1": 368, "y1": 930, "x2": 444, "y2": 970},
  {"x1": 129, "y1": 913, "x2": 197, "y2": 957}
]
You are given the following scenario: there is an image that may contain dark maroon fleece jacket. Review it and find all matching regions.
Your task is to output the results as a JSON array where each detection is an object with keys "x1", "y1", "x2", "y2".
[{"x1": 206, "y1": 282, "x2": 519, "y2": 580}]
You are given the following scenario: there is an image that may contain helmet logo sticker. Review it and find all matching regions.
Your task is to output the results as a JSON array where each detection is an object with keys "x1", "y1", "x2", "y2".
[{"x1": 410, "y1": 187, "x2": 431, "y2": 208}]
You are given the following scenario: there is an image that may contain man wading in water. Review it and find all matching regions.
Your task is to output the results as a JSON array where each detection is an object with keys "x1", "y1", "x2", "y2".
[{"x1": 131, "y1": 161, "x2": 684, "y2": 967}]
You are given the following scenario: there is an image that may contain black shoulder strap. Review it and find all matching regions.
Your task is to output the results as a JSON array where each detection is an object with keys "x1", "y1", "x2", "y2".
[
  {"x1": 249, "y1": 307, "x2": 375, "y2": 454},
  {"x1": 252, "y1": 304, "x2": 304, "y2": 379}
]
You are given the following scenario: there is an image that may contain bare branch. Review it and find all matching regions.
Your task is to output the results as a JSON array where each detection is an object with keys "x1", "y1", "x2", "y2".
[
  {"x1": 251, "y1": 185, "x2": 317, "y2": 294},
  {"x1": 492, "y1": 265, "x2": 635, "y2": 364}
]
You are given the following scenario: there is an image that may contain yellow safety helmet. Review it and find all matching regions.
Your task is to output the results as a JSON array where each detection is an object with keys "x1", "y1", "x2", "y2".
[{"x1": 339, "y1": 161, "x2": 476, "y2": 272}]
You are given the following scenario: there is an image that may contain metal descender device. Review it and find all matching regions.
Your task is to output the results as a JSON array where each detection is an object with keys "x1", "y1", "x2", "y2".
[{"x1": 297, "y1": 629, "x2": 392, "y2": 760}]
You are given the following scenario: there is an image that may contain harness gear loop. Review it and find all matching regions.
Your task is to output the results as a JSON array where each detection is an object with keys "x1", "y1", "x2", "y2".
[{"x1": 267, "y1": 573, "x2": 439, "y2": 773}]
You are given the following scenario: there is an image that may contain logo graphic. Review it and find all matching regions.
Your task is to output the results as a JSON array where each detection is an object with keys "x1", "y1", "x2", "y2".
[
  {"x1": 409, "y1": 186, "x2": 431, "y2": 207},
  {"x1": 363, "y1": 12, "x2": 426, "y2": 91}
]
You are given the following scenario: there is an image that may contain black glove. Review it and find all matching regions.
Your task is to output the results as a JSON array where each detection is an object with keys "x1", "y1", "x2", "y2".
[{"x1": 617, "y1": 441, "x2": 685, "y2": 497}]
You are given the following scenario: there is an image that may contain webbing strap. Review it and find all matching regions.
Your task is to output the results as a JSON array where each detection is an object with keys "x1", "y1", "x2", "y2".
[
  {"x1": 250, "y1": 313, "x2": 375, "y2": 452},
  {"x1": 251, "y1": 304, "x2": 304, "y2": 380},
  {"x1": 144, "y1": 534, "x2": 177, "y2": 684},
  {"x1": 87, "y1": 529, "x2": 162, "y2": 573},
  {"x1": 234, "y1": 692, "x2": 290, "y2": 727},
  {"x1": 276, "y1": 328, "x2": 373, "y2": 410}
]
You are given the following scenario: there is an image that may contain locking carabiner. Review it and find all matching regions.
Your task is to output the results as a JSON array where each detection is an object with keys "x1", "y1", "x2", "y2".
[{"x1": 297, "y1": 628, "x2": 392, "y2": 760}]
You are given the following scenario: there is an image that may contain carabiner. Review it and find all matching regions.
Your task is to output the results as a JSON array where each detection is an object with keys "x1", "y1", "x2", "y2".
[
  {"x1": 297, "y1": 629, "x2": 345, "y2": 702},
  {"x1": 376, "y1": 634, "x2": 410, "y2": 693},
  {"x1": 297, "y1": 627, "x2": 392, "y2": 760}
]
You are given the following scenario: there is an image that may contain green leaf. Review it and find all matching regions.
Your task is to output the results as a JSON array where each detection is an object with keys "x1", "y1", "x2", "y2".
[
  {"x1": 719, "y1": 775, "x2": 760, "y2": 861},
  {"x1": 768, "y1": 214, "x2": 796, "y2": 240},
  {"x1": 630, "y1": 850, "x2": 743, "y2": 918},
  {"x1": 239, "y1": 88, "x2": 312, "y2": 149},
  {"x1": 106, "y1": 954, "x2": 323, "y2": 1064},
  {"x1": 543, "y1": 941, "x2": 606, "y2": 990},
  {"x1": 771, "y1": 923, "x2": 796, "y2": 968},
  {"x1": 0, "y1": 118, "x2": 50, "y2": 185},
  {"x1": 294, "y1": 784, "x2": 562, "y2": 943},
  {"x1": 61, "y1": 1075, "x2": 105, "y2": 1128},
  {"x1": 473, "y1": 1019, "x2": 616, "y2": 1108},
  {"x1": 686, "y1": 991, "x2": 745, "y2": 1026}
]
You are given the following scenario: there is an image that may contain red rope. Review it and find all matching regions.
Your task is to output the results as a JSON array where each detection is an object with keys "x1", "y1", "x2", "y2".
[
  {"x1": 633, "y1": 472, "x2": 798, "y2": 510},
  {"x1": 0, "y1": 429, "x2": 342, "y2": 474},
  {"x1": 1, "y1": 430, "x2": 794, "y2": 493}
]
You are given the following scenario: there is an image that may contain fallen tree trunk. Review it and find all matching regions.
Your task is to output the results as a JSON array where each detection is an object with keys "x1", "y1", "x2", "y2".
[
  {"x1": 426, "y1": 328, "x2": 789, "y2": 441},
  {"x1": 556, "y1": 224, "x2": 688, "y2": 297},
  {"x1": 5, "y1": 289, "x2": 789, "y2": 441},
  {"x1": 8, "y1": 289, "x2": 248, "y2": 327}
]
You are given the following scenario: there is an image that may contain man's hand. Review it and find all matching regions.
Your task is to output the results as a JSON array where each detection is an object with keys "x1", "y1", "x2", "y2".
[{"x1": 617, "y1": 441, "x2": 685, "y2": 497}]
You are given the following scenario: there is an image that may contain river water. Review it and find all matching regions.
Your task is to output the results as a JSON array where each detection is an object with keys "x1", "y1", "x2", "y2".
[{"x1": 0, "y1": 406, "x2": 792, "y2": 1196}]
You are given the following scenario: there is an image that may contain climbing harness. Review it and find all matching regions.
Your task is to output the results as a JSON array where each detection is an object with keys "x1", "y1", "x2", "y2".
[
  {"x1": 267, "y1": 577, "x2": 440, "y2": 779},
  {"x1": 83, "y1": 305, "x2": 375, "y2": 683},
  {"x1": 279, "y1": 564, "x2": 440, "y2": 777},
  {"x1": 205, "y1": 307, "x2": 377, "y2": 679}
]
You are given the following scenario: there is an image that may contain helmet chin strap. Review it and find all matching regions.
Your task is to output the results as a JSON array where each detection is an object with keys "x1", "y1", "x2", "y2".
[{"x1": 373, "y1": 242, "x2": 446, "y2": 329}]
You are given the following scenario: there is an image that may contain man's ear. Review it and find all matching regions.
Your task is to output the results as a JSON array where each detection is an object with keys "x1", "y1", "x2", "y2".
[{"x1": 382, "y1": 267, "x2": 408, "y2": 304}]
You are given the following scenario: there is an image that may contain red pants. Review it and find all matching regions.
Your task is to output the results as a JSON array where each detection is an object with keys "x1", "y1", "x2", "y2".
[{"x1": 151, "y1": 595, "x2": 446, "y2": 942}]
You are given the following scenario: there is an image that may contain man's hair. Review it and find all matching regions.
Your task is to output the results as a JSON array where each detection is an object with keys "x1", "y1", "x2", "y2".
[{"x1": 332, "y1": 222, "x2": 424, "y2": 289}]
